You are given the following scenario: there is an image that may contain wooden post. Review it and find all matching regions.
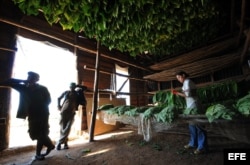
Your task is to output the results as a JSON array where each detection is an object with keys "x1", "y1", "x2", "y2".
[
  {"x1": 89, "y1": 41, "x2": 100, "y2": 142},
  {"x1": 237, "y1": 0, "x2": 246, "y2": 46},
  {"x1": 240, "y1": 29, "x2": 250, "y2": 64}
]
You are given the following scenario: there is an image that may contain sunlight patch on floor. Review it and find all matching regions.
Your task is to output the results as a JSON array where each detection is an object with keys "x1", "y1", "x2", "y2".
[{"x1": 93, "y1": 130, "x2": 134, "y2": 141}]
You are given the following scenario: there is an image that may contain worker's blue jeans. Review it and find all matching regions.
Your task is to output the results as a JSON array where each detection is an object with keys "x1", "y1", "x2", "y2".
[{"x1": 188, "y1": 124, "x2": 207, "y2": 150}]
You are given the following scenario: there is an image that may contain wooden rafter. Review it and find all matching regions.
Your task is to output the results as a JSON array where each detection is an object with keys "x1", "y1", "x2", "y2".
[
  {"x1": 237, "y1": 0, "x2": 246, "y2": 46},
  {"x1": 240, "y1": 28, "x2": 250, "y2": 64},
  {"x1": 149, "y1": 37, "x2": 237, "y2": 71},
  {"x1": 144, "y1": 52, "x2": 240, "y2": 82}
]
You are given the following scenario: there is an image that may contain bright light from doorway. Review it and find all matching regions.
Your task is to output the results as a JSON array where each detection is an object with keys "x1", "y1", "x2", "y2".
[
  {"x1": 115, "y1": 64, "x2": 130, "y2": 105},
  {"x1": 9, "y1": 35, "x2": 78, "y2": 148}
]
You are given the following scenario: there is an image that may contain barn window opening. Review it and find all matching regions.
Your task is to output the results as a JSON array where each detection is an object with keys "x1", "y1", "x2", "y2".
[
  {"x1": 115, "y1": 64, "x2": 130, "y2": 105},
  {"x1": 9, "y1": 35, "x2": 78, "y2": 148}
]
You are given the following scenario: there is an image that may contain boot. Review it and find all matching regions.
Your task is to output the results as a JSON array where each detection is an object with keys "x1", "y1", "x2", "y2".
[
  {"x1": 64, "y1": 142, "x2": 69, "y2": 149},
  {"x1": 56, "y1": 143, "x2": 61, "y2": 150}
]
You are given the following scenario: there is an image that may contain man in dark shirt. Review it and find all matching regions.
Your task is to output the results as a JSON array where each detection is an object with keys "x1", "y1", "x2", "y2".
[
  {"x1": 0, "y1": 71, "x2": 55, "y2": 160},
  {"x1": 56, "y1": 82, "x2": 87, "y2": 150}
]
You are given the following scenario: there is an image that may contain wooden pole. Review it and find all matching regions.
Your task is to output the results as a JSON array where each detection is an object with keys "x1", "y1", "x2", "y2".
[
  {"x1": 237, "y1": 0, "x2": 246, "y2": 46},
  {"x1": 89, "y1": 41, "x2": 100, "y2": 142},
  {"x1": 0, "y1": 47, "x2": 17, "y2": 52},
  {"x1": 240, "y1": 29, "x2": 250, "y2": 64},
  {"x1": 230, "y1": 0, "x2": 235, "y2": 33}
]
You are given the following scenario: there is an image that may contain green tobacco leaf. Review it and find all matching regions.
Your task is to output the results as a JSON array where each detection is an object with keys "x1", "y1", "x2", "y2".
[{"x1": 12, "y1": 0, "x2": 223, "y2": 57}]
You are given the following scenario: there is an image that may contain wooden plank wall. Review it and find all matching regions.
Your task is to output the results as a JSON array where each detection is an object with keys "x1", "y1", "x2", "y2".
[{"x1": 0, "y1": 0, "x2": 22, "y2": 151}]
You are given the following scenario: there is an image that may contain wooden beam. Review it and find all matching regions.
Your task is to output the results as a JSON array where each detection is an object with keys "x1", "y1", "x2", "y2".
[
  {"x1": 230, "y1": 0, "x2": 235, "y2": 33},
  {"x1": 85, "y1": 91, "x2": 152, "y2": 96},
  {"x1": 240, "y1": 29, "x2": 250, "y2": 64},
  {"x1": 0, "y1": 17, "x2": 151, "y2": 72},
  {"x1": 0, "y1": 47, "x2": 17, "y2": 52},
  {"x1": 82, "y1": 65, "x2": 147, "y2": 82},
  {"x1": 237, "y1": 0, "x2": 246, "y2": 46}
]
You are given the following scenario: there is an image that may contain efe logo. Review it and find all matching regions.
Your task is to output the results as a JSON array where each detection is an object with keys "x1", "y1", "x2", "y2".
[
  {"x1": 228, "y1": 153, "x2": 246, "y2": 160},
  {"x1": 224, "y1": 149, "x2": 250, "y2": 165}
]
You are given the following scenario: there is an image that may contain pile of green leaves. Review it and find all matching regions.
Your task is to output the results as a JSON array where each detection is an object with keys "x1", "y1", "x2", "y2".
[
  {"x1": 143, "y1": 91, "x2": 184, "y2": 122},
  {"x1": 143, "y1": 106, "x2": 162, "y2": 120},
  {"x1": 154, "y1": 105, "x2": 177, "y2": 123},
  {"x1": 152, "y1": 91, "x2": 170, "y2": 106},
  {"x1": 124, "y1": 106, "x2": 149, "y2": 117},
  {"x1": 234, "y1": 92, "x2": 250, "y2": 117},
  {"x1": 197, "y1": 81, "x2": 238, "y2": 105},
  {"x1": 205, "y1": 104, "x2": 236, "y2": 123},
  {"x1": 99, "y1": 88, "x2": 250, "y2": 124},
  {"x1": 152, "y1": 91, "x2": 185, "y2": 111},
  {"x1": 13, "y1": 0, "x2": 226, "y2": 58},
  {"x1": 124, "y1": 107, "x2": 139, "y2": 117},
  {"x1": 100, "y1": 90, "x2": 183, "y2": 123},
  {"x1": 106, "y1": 105, "x2": 135, "y2": 116}
]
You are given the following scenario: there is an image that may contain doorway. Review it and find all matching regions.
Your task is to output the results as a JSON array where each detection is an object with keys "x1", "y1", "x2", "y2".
[{"x1": 9, "y1": 35, "x2": 79, "y2": 148}]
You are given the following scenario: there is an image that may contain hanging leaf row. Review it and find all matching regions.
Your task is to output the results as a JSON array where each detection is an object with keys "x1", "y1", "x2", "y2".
[{"x1": 13, "y1": 0, "x2": 226, "y2": 58}]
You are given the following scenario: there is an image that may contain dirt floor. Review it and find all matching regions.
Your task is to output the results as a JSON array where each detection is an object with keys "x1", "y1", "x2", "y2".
[{"x1": 0, "y1": 125, "x2": 250, "y2": 165}]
